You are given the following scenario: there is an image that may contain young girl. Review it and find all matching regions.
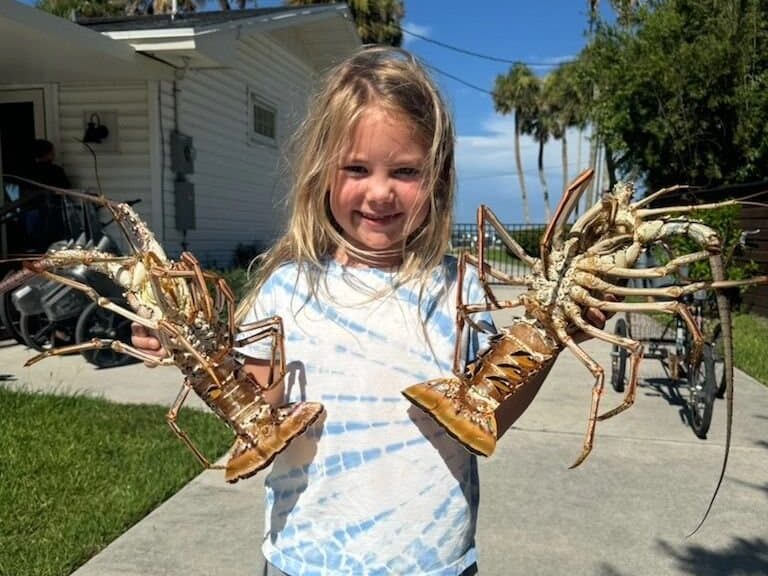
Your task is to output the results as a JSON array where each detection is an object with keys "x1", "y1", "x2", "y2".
[
  {"x1": 134, "y1": 46, "x2": 604, "y2": 575},
  {"x1": 237, "y1": 46, "x2": 489, "y2": 576}
]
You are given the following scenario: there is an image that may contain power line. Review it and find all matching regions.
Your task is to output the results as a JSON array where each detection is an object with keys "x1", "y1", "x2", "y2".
[
  {"x1": 461, "y1": 161, "x2": 591, "y2": 181},
  {"x1": 401, "y1": 25, "x2": 573, "y2": 68},
  {"x1": 422, "y1": 62, "x2": 494, "y2": 96}
]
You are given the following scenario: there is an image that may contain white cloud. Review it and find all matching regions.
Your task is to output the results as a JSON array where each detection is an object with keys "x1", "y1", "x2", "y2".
[
  {"x1": 401, "y1": 21, "x2": 430, "y2": 49},
  {"x1": 454, "y1": 114, "x2": 596, "y2": 223}
]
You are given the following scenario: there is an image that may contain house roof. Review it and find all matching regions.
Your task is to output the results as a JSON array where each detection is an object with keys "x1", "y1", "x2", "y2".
[
  {"x1": 0, "y1": 0, "x2": 170, "y2": 83},
  {"x1": 78, "y1": 4, "x2": 360, "y2": 71},
  {"x1": 78, "y1": 6, "x2": 321, "y2": 32},
  {"x1": 0, "y1": 2, "x2": 358, "y2": 85}
]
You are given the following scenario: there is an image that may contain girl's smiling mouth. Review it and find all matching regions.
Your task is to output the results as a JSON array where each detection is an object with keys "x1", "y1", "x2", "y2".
[{"x1": 357, "y1": 211, "x2": 403, "y2": 225}]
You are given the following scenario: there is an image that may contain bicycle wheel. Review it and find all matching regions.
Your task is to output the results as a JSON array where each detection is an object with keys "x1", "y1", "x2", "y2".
[
  {"x1": 688, "y1": 344, "x2": 716, "y2": 439},
  {"x1": 710, "y1": 325, "x2": 727, "y2": 399},
  {"x1": 75, "y1": 302, "x2": 135, "y2": 369},
  {"x1": 20, "y1": 313, "x2": 76, "y2": 353},
  {"x1": 0, "y1": 270, "x2": 26, "y2": 345},
  {"x1": 610, "y1": 318, "x2": 628, "y2": 393}
]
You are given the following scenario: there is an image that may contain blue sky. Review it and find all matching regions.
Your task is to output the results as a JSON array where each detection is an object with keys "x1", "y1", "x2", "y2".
[{"x1": 399, "y1": 1, "x2": 607, "y2": 224}]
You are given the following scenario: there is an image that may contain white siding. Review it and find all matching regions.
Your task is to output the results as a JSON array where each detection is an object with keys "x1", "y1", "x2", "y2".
[
  {"x1": 58, "y1": 82, "x2": 151, "y2": 202},
  {"x1": 159, "y1": 34, "x2": 315, "y2": 267},
  {"x1": 48, "y1": 35, "x2": 318, "y2": 268},
  {"x1": 57, "y1": 81, "x2": 152, "y2": 255}
]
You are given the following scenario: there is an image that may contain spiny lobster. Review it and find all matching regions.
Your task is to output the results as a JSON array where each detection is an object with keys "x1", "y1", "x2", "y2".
[
  {"x1": 0, "y1": 179, "x2": 323, "y2": 483},
  {"x1": 402, "y1": 169, "x2": 767, "y2": 534}
]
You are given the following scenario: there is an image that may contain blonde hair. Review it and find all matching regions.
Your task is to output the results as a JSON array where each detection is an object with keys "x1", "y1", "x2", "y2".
[{"x1": 236, "y1": 46, "x2": 456, "y2": 321}]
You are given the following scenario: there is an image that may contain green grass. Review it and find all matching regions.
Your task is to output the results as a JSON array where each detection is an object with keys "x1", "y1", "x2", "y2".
[
  {"x1": 733, "y1": 313, "x2": 768, "y2": 385},
  {"x1": 0, "y1": 388, "x2": 232, "y2": 576}
]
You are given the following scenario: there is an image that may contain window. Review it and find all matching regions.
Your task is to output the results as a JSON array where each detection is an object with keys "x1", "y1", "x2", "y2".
[{"x1": 248, "y1": 89, "x2": 277, "y2": 144}]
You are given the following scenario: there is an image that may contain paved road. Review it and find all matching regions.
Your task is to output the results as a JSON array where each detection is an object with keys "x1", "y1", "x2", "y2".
[{"x1": 2, "y1": 302, "x2": 767, "y2": 575}]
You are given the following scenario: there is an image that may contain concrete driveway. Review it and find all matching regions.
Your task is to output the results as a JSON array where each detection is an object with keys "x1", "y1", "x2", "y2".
[{"x1": 2, "y1": 303, "x2": 766, "y2": 575}]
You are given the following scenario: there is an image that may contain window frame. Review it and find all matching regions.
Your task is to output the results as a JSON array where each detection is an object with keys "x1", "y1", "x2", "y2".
[{"x1": 247, "y1": 88, "x2": 278, "y2": 146}]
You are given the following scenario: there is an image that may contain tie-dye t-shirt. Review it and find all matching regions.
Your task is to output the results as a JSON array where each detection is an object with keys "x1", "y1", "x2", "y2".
[{"x1": 237, "y1": 256, "x2": 493, "y2": 575}]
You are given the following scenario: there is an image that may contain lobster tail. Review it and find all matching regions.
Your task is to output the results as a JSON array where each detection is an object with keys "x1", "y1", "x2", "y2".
[
  {"x1": 403, "y1": 377, "x2": 498, "y2": 456},
  {"x1": 224, "y1": 402, "x2": 324, "y2": 483},
  {"x1": 403, "y1": 322, "x2": 559, "y2": 458}
]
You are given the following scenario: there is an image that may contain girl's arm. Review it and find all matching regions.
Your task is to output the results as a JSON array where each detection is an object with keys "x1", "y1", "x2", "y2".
[{"x1": 242, "y1": 358, "x2": 286, "y2": 408}]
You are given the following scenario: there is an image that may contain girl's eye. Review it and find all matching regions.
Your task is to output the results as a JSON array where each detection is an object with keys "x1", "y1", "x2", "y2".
[
  {"x1": 394, "y1": 167, "x2": 421, "y2": 179},
  {"x1": 342, "y1": 165, "x2": 368, "y2": 175}
]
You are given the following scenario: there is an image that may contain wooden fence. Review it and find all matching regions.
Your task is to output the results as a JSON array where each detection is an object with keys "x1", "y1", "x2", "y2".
[{"x1": 738, "y1": 207, "x2": 768, "y2": 316}]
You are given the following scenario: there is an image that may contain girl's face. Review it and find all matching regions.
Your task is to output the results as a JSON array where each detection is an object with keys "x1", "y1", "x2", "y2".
[{"x1": 330, "y1": 105, "x2": 429, "y2": 266}]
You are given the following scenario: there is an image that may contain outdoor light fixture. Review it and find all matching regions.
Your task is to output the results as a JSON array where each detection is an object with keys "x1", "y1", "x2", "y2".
[{"x1": 82, "y1": 113, "x2": 109, "y2": 143}]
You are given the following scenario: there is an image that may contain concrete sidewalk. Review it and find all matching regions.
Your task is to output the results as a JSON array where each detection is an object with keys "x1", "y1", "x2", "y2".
[{"x1": 2, "y1": 312, "x2": 767, "y2": 575}]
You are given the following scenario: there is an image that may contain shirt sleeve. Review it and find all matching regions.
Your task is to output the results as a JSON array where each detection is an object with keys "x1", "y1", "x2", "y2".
[{"x1": 234, "y1": 278, "x2": 275, "y2": 361}]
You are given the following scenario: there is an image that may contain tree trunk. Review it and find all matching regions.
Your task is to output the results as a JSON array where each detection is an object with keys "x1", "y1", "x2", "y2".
[
  {"x1": 514, "y1": 112, "x2": 530, "y2": 224},
  {"x1": 561, "y1": 131, "x2": 569, "y2": 197},
  {"x1": 574, "y1": 128, "x2": 584, "y2": 217},
  {"x1": 604, "y1": 144, "x2": 617, "y2": 190},
  {"x1": 538, "y1": 140, "x2": 551, "y2": 222},
  {"x1": 586, "y1": 126, "x2": 599, "y2": 212}
]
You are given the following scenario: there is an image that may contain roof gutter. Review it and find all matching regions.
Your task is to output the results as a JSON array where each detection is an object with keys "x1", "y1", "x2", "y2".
[{"x1": 100, "y1": 4, "x2": 352, "y2": 48}]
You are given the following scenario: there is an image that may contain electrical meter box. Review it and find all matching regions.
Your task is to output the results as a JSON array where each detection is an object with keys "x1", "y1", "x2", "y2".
[
  {"x1": 171, "y1": 131, "x2": 195, "y2": 174},
  {"x1": 174, "y1": 180, "x2": 196, "y2": 231}
]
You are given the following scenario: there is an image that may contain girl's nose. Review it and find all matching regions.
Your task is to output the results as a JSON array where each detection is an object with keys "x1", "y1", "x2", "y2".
[{"x1": 367, "y1": 173, "x2": 394, "y2": 202}]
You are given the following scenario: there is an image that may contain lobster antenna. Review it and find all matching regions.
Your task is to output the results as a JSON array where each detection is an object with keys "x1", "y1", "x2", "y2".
[
  {"x1": 2, "y1": 174, "x2": 115, "y2": 207},
  {"x1": 634, "y1": 184, "x2": 694, "y2": 209},
  {"x1": 638, "y1": 181, "x2": 768, "y2": 210},
  {"x1": 79, "y1": 140, "x2": 141, "y2": 255},
  {"x1": 81, "y1": 141, "x2": 104, "y2": 200},
  {"x1": 687, "y1": 255, "x2": 735, "y2": 538}
]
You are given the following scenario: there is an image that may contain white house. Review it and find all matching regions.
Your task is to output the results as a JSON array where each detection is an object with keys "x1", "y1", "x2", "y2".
[{"x1": 0, "y1": 0, "x2": 360, "y2": 266}]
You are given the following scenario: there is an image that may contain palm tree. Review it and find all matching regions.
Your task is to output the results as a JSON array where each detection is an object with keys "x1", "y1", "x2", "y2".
[
  {"x1": 37, "y1": 0, "x2": 205, "y2": 16},
  {"x1": 528, "y1": 78, "x2": 557, "y2": 221},
  {"x1": 286, "y1": 0, "x2": 404, "y2": 46},
  {"x1": 544, "y1": 59, "x2": 594, "y2": 218},
  {"x1": 492, "y1": 62, "x2": 538, "y2": 224},
  {"x1": 36, "y1": 0, "x2": 130, "y2": 17}
]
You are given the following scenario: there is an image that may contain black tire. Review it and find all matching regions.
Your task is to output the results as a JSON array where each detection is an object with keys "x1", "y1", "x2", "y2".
[
  {"x1": 19, "y1": 313, "x2": 75, "y2": 353},
  {"x1": 689, "y1": 344, "x2": 716, "y2": 439},
  {"x1": 710, "y1": 325, "x2": 727, "y2": 399},
  {"x1": 0, "y1": 270, "x2": 26, "y2": 345},
  {"x1": 75, "y1": 302, "x2": 135, "y2": 369},
  {"x1": 611, "y1": 318, "x2": 629, "y2": 393}
]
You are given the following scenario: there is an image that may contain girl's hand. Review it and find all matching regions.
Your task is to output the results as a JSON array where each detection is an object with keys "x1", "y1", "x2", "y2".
[
  {"x1": 583, "y1": 306, "x2": 611, "y2": 331},
  {"x1": 573, "y1": 295, "x2": 619, "y2": 344},
  {"x1": 130, "y1": 322, "x2": 167, "y2": 366}
]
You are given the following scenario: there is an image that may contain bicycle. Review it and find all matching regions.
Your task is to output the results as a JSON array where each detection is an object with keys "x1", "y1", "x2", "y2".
[{"x1": 610, "y1": 290, "x2": 719, "y2": 439}]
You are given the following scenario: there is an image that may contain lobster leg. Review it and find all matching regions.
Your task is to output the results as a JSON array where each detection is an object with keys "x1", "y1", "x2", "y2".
[
  {"x1": 166, "y1": 382, "x2": 224, "y2": 471},
  {"x1": 23, "y1": 338, "x2": 173, "y2": 367},
  {"x1": 478, "y1": 205, "x2": 538, "y2": 270},
  {"x1": 564, "y1": 306, "x2": 645, "y2": 423},
  {"x1": 473, "y1": 209, "x2": 532, "y2": 308},
  {"x1": 24, "y1": 266, "x2": 160, "y2": 329},
  {"x1": 552, "y1": 323, "x2": 609, "y2": 468},
  {"x1": 236, "y1": 316, "x2": 287, "y2": 389},
  {"x1": 540, "y1": 168, "x2": 595, "y2": 269}
]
